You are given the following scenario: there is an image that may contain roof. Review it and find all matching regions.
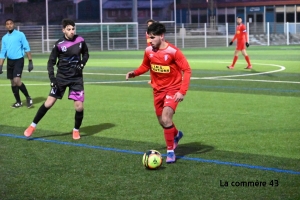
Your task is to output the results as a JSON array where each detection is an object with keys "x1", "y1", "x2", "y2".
[{"x1": 103, "y1": 0, "x2": 173, "y2": 9}]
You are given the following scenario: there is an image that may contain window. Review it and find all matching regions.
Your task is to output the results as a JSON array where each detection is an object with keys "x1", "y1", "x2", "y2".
[
  {"x1": 191, "y1": 15, "x2": 198, "y2": 23},
  {"x1": 286, "y1": 13, "x2": 295, "y2": 22},
  {"x1": 200, "y1": 15, "x2": 207, "y2": 23},
  {"x1": 286, "y1": 6, "x2": 295, "y2": 13},
  {"x1": 227, "y1": 14, "x2": 235, "y2": 23},
  {"x1": 237, "y1": 7, "x2": 244, "y2": 13},
  {"x1": 276, "y1": 13, "x2": 284, "y2": 22},
  {"x1": 218, "y1": 15, "x2": 225, "y2": 23},
  {"x1": 275, "y1": 6, "x2": 284, "y2": 13}
]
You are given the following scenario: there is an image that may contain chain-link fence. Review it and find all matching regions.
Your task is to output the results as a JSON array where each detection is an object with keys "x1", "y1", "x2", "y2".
[{"x1": 1, "y1": 22, "x2": 299, "y2": 53}]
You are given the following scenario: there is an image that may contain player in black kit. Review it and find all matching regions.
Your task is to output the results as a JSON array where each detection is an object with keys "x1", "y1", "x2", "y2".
[{"x1": 24, "y1": 19, "x2": 89, "y2": 140}]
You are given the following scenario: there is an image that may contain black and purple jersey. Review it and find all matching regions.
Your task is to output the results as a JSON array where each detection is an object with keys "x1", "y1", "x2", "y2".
[{"x1": 47, "y1": 35, "x2": 89, "y2": 81}]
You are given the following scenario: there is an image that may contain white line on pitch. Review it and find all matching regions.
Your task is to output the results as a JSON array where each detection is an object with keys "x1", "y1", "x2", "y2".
[{"x1": 203, "y1": 78, "x2": 300, "y2": 84}]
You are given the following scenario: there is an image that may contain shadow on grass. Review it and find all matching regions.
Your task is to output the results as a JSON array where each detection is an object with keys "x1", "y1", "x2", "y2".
[
  {"x1": 176, "y1": 142, "x2": 214, "y2": 158},
  {"x1": 21, "y1": 96, "x2": 47, "y2": 109},
  {"x1": 81, "y1": 123, "x2": 116, "y2": 136},
  {"x1": 29, "y1": 123, "x2": 116, "y2": 139},
  {"x1": 156, "y1": 142, "x2": 214, "y2": 159}
]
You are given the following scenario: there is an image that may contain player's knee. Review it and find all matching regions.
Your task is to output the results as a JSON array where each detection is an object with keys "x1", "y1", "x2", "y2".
[
  {"x1": 74, "y1": 102, "x2": 83, "y2": 112},
  {"x1": 160, "y1": 116, "x2": 172, "y2": 127},
  {"x1": 44, "y1": 97, "x2": 56, "y2": 108}
]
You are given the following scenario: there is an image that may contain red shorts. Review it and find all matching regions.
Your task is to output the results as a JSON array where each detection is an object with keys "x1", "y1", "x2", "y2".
[
  {"x1": 153, "y1": 90, "x2": 179, "y2": 116},
  {"x1": 236, "y1": 40, "x2": 246, "y2": 51}
]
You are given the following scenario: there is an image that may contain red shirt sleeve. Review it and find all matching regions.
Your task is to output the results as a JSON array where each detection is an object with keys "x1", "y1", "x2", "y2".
[
  {"x1": 243, "y1": 25, "x2": 248, "y2": 42},
  {"x1": 134, "y1": 51, "x2": 150, "y2": 76},
  {"x1": 174, "y1": 50, "x2": 191, "y2": 95},
  {"x1": 231, "y1": 33, "x2": 237, "y2": 42}
]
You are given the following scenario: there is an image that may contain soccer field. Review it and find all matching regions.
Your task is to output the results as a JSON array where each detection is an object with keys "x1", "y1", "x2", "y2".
[{"x1": 0, "y1": 46, "x2": 299, "y2": 199}]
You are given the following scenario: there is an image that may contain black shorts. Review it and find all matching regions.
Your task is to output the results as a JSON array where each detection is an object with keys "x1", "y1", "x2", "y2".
[
  {"x1": 7, "y1": 58, "x2": 24, "y2": 79},
  {"x1": 49, "y1": 79, "x2": 85, "y2": 102}
]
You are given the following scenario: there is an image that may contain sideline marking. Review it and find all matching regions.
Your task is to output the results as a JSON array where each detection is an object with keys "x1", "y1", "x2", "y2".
[{"x1": 1, "y1": 133, "x2": 299, "y2": 175}]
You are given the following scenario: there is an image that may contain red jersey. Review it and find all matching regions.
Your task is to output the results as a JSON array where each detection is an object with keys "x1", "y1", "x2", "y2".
[
  {"x1": 232, "y1": 23, "x2": 248, "y2": 42},
  {"x1": 146, "y1": 32, "x2": 151, "y2": 46},
  {"x1": 134, "y1": 43, "x2": 191, "y2": 95}
]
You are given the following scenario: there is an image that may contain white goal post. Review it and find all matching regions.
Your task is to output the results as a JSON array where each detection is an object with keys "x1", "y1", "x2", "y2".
[{"x1": 75, "y1": 22, "x2": 139, "y2": 51}]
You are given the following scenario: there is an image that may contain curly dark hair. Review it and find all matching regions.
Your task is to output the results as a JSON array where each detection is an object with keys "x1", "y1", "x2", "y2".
[{"x1": 147, "y1": 22, "x2": 166, "y2": 36}]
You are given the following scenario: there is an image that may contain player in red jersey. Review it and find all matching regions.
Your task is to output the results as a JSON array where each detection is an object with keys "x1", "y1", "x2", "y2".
[
  {"x1": 126, "y1": 22, "x2": 192, "y2": 164},
  {"x1": 227, "y1": 17, "x2": 252, "y2": 69},
  {"x1": 146, "y1": 19, "x2": 156, "y2": 47},
  {"x1": 146, "y1": 19, "x2": 156, "y2": 84}
]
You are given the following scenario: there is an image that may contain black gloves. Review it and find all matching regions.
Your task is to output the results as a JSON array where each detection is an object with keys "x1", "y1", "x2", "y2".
[
  {"x1": 28, "y1": 60, "x2": 34, "y2": 72},
  {"x1": 76, "y1": 62, "x2": 84, "y2": 71},
  {"x1": 246, "y1": 42, "x2": 250, "y2": 48},
  {"x1": 50, "y1": 78, "x2": 57, "y2": 88},
  {"x1": 0, "y1": 65, "x2": 3, "y2": 74},
  {"x1": 229, "y1": 41, "x2": 233, "y2": 46}
]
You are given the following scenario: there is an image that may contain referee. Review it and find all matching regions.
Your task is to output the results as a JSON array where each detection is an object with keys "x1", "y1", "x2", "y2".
[{"x1": 0, "y1": 19, "x2": 33, "y2": 108}]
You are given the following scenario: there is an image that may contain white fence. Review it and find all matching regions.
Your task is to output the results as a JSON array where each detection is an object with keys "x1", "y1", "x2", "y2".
[{"x1": 0, "y1": 22, "x2": 299, "y2": 53}]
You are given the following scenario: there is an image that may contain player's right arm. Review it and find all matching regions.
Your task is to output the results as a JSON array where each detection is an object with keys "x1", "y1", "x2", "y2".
[
  {"x1": 230, "y1": 33, "x2": 237, "y2": 45},
  {"x1": 126, "y1": 51, "x2": 150, "y2": 80},
  {"x1": 47, "y1": 43, "x2": 58, "y2": 80},
  {"x1": 0, "y1": 37, "x2": 7, "y2": 66}
]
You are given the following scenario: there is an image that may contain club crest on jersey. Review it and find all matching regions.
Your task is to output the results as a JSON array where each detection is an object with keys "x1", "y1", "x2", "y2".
[
  {"x1": 164, "y1": 55, "x2": 168, "y2": 61},
  {"x1": 61, "y1": 46, "x2": 67, "y2": 52}
]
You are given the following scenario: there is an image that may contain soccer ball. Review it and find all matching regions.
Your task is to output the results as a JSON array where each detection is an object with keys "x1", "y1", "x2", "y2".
[{"x1": 142, "y1": 150, "x2": 163, "y2": 169}]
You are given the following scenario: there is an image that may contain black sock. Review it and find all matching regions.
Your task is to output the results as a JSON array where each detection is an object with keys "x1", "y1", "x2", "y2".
[
  {"x1": 11, "y1": 86, "x2": 21, "y2": 102},
  {"x1": 33, "y1": 103, "x2": 50, "y2": 124},
  {"x1": 19, "y1": 83, "x2": 30, "y2": 98},
  {"x1": 74, "y1": 110, "x2": 84, "y2": 129}
]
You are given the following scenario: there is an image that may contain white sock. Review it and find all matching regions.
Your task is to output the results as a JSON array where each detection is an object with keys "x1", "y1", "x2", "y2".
[
  {"x1": 73, "y1": 128, "x2": 79, "y2": 131},
  {"x1": 167, "y1": 150, "x2": 174, "y2": 153},
  {"x1": 31, "y1": 122, "x2": 37, "y2": 128}
]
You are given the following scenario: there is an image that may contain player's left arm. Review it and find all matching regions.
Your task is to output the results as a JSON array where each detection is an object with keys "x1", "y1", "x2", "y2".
[
  {"x1": 21, "y1": 32, "x2": 34, "y2": 71},
  {"x1": 80, "y1": 40, "x2": 89, "y2": 67},
  {"x1": 243, "y1": 25, "x2": 249, "y2": 47},
  {"x1": 0, "y1": 38, "x2": 7, "y2": 67},
  {"x1": 174, "y1": 50, "x2": 192, "y2": 101}
]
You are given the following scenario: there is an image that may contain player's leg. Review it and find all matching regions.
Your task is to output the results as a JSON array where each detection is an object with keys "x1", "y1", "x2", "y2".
[
  {"x1": 14, "y1": 58, "x2": 33, "y2": 108},
  {"x1": 69, "y1": 83, "x2": 84, "y2": 140},
  {"x1": 24, "y1": 84, "x2": 64, "y2": 137},
  {"x1": 7, "y1": 59, "x2": 22, "y2": 108},
  {"x1": 155, "y1": 92, "x2": 180, "y2": 163},
  {"x1": 72, "y1": 100, "x2": 84, "y2": 140},
  {"x1": 163, "y1": 92, "x2": 183, "y2": 149},
  {"x1": 242, "y1": 49, "x2": 252, "y2": 69},
  {"x1": 227, "y1": 49, "x2": 239, "y2": 69}
]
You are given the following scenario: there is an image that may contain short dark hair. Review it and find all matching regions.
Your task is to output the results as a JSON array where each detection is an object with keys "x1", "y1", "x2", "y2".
[
  {"x1": 146, "y1": 19, "x2": 156, "y2": 24},
  {"x1": 147, "y1": 22, "x2": 166, "y2": 36},
  {"x1": 237, "y1": 16, "x2": 242, "y2": 19},
  {"x1": 5, "y1": 19, "x2": 14, "y2": 24},
  {"x1": 62, "y1": 19, "x2": 75, "y2": 28}
]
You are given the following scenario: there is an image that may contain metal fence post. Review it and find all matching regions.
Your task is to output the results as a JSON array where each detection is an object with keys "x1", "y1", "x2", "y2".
[
  {"x1": 204, "y1": 23, "x2": 207, "y2": 48},
  {"x1": 267, "y1": 22, "x2": 270, "y2": 46},
  {"x1": 287, "y1": 22, "x2": 289, "y2": 45},
  {"x1": 226, "y1": 23, "x2": 228, "y2": 47}
]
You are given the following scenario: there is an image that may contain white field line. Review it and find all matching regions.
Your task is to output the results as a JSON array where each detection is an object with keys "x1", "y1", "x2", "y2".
[{"x1": 0, "y1": 63, "x2": 298, "y2": 86}]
